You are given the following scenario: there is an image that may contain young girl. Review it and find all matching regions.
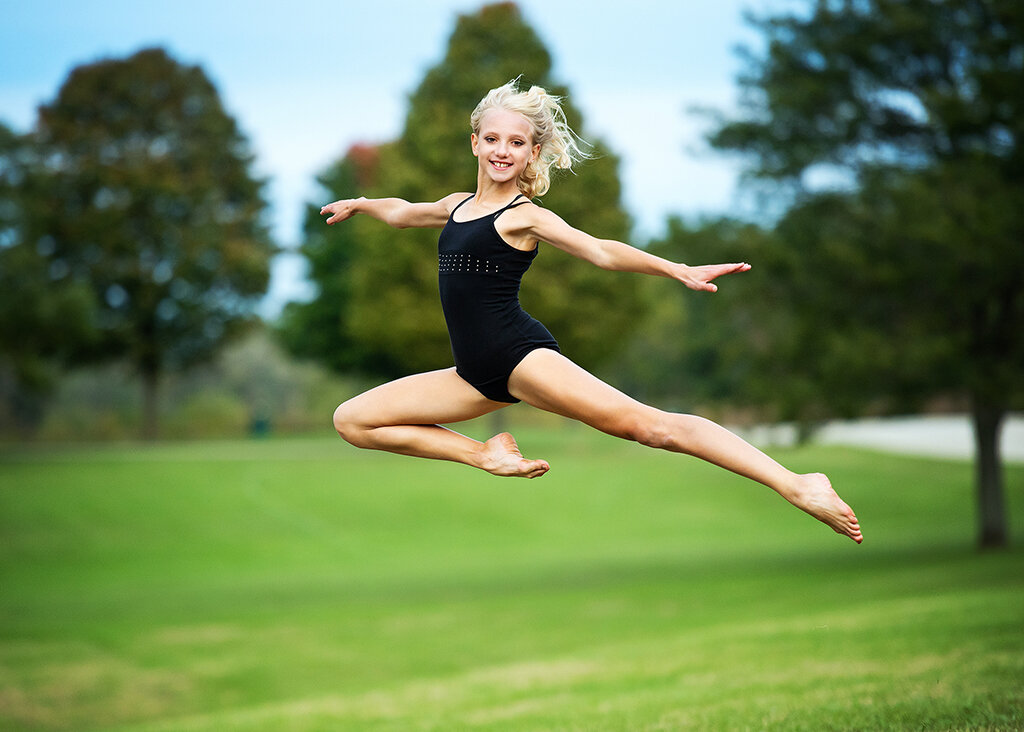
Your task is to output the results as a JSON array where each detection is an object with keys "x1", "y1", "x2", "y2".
[{"x1": 321, "y1": 80, "x2": 863, "y2": 544}]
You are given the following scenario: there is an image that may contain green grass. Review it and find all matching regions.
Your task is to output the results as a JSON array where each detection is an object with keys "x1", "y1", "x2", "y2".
[{"x1": 1, "y1": 426, "x2": 1022, "y2": 731}]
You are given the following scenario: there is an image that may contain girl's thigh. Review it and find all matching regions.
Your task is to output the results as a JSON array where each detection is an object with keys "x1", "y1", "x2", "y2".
[
  {"x1": 337, "y1": 367, "x2": 509, "y2": 428},
  {"x1": 507, "y1": 349, "x2": 657, "y2": 436}
]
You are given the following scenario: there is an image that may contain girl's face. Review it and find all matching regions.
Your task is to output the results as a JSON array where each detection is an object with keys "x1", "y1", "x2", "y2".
[{"x1": 471, "y1": 109, "x2": 540, "y2": 187}]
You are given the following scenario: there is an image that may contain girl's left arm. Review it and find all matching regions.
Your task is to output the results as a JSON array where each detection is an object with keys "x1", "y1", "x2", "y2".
[{"x1": 525, "y1": 206, "x2": 750, "y2": 293}]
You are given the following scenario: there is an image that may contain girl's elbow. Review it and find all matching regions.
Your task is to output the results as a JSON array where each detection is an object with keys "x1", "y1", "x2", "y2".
[
  {"x1": 592, "y1": 245, "x2": 619, "y2": 270},
  {"x1": 385, "y1": 213, "x2": 410, "y2": 229}
]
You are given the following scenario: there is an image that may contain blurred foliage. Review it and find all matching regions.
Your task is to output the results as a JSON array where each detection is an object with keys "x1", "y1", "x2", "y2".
[
  {"x1": 20, "y1": 327, "x2": 360, "y2": 442},
  {"x1": 712, "y1": 0, "x2": 1024, "y2": 179},
  {"x1": 707, "y1": 0, "x2": 1024, "y2": 546},
  {"x1": 9, "y1": 47, "x2": 275, "y2": 438},
  {"x1": 604, "y1": 217, "x2": 774, "y2": 416},
  {"x1": 0, "y1": 123, "x2": 98, "y2": 435},
  {"x1": 281, "y1": 2, "x2": 641, "y2": 379}
]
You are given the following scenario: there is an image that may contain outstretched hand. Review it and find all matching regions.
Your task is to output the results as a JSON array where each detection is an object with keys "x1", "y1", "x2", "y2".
[
  {"x1": 320, "y1": 198, "x2": 359, "y2": 225},
  {"x1": 677, "y1": 262, "x2": 751, "y2": 293}
]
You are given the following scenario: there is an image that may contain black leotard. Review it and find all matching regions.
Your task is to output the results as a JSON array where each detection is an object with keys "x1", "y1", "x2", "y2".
[{"x1": 437, "y1": 194, "x2": 560, "y2": 403}]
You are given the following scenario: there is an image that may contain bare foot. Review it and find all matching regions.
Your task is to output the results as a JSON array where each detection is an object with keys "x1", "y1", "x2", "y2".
[
  {"x1": 785, "y1": 473, "x2": 863, "y2": 543},
  {"x1": 478, "y1": 432, "x2": 550, "y2": 479}
]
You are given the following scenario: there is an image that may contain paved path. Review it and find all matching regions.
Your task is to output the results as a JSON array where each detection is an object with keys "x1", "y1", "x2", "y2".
[{"x1": 739, "y1": 414, "x2": 1024, "y2": 463}]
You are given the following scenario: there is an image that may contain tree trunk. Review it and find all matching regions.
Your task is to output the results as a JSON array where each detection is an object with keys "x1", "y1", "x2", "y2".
[
  {"x1": 141, "y1": 369, "x2": 161, "y2": 441},
  {"x1": 971, "y1": 400, "x2": 1007, "y2": 549}
]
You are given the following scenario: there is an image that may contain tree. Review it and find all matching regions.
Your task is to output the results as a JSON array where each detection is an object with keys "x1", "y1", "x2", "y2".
[
  {"x1": 0, "y1": 123, "x2": 97, "y2": 436},
  {"x1": 27, "y1": 48, "x2": 275, "y2": 438},
  {"x1": 708, "y1": 0, "x2": 1024, "y2": 548},
  {"x1": 282, "y1": 2, "x2": 642, "y2": 380},
  {"x1": 608, "y1": 217, "x2": 773, "y2": 414},
  {"x1": 279, "y1": 146, "x2": 401, "y2": 375}
]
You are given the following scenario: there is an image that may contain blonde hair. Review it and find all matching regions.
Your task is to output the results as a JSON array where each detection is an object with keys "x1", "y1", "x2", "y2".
[{"x1": 470, "y1": 79, "x2": 591, "y2": 198}]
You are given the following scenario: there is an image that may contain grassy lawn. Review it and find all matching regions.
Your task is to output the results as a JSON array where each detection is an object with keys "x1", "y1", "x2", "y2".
[{"x1": 1, "y1": 424, "x2": 1022, "y2": 731}]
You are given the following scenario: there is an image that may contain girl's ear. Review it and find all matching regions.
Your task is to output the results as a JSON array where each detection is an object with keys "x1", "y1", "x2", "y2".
[
  {"x1": 471, "y1": 133, "x2": 479, "y2": 157},
  {"x1": 531, "y1": 143, "x2": 540, "y2": 162}
]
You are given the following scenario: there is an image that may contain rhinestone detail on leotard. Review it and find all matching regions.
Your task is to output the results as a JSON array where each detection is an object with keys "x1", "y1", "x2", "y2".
[{"x1": 438, "y1": 252, "x2": 500, "y2": 274}]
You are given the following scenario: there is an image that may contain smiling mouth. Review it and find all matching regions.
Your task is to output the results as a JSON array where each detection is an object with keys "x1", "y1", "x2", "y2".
[{"x1": 491, "y1": 161, "x2": 512, "y2": 169}]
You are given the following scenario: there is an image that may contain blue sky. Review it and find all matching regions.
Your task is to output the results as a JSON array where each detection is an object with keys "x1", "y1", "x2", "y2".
[{"x1": 0, "y1": 0, "x2": 776, "y2": 314}]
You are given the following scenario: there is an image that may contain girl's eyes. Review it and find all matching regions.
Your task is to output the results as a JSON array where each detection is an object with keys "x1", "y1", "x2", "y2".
[{"x1": 484, "y1": 137, "x2": 526, "y2": 146}]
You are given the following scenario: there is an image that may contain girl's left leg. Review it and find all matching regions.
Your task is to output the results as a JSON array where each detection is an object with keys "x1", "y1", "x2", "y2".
[
  {"x1": 507, "y1": 348, "x2": 862, "y2": 543},
  {"x1": 333, "y1": 367, "x2": 550, "y2": 478}
]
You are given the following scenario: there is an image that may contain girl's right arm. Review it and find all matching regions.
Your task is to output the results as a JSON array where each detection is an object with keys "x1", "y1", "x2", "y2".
[{"x1": 321, "y1": 193, "x2": 468, "y2": 229}]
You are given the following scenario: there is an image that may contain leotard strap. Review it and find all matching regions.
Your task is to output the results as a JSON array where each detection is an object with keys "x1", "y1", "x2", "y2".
[
  {"x1": 499, "y1": 193, "x2": 526, "y2": 211},
  {"x1": 451, "y1": 194, "x2": 475, "y2": 217},
  {"x1": 451, "y1": 193, "x2": 529, "y2": 221}
]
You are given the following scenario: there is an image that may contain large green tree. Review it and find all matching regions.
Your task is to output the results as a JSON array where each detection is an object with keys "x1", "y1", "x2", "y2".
[
  {"x1": 0, "y1": 123, "x2": 96, "y2": 435},
  {"x1": 607, "y1": 217, "x2": 773, "y2": 414},
  {"x1": 708, "y1": 0, "x2": 1024, "y2": 547},
  {"x1": 27, "y1": 48, "x2": 275, "y2": 438},
  {"x1": 282, "y1": 2, "x2": 641, "y2": 379}
]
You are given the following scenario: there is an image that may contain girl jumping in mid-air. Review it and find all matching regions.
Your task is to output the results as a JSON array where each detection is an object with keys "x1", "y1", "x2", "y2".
[{"x1": 322, "y1": 79, "x2": 862, "y2": 543}]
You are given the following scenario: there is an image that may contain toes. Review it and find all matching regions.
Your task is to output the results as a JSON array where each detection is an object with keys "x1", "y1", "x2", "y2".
[{"x1": 525, "y1": 460, "x2": 550, "y2": 479}]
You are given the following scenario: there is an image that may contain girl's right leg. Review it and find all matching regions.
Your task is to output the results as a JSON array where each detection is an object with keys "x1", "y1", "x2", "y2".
[
  {"x1": 332, "y1": 367, "x2": 550, "y2": 478},
  {"x1": 508, "y1": 348, "x2": 863, "y2": 542}
]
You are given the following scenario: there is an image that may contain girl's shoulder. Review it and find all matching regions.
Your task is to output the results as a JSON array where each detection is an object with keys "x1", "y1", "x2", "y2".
[
  {"x1": 506, "y1": 197, "x2": 562, "y2": 225},
  {"x1": 439, "y1": 191, "x2": 475, "y2": 215},
  {"x1": 496, "y1": 196, "x2": 570, "y2": 244}
]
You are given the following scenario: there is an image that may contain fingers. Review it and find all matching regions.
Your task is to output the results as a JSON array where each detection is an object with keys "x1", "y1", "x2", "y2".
[
  {"x1": 715, "y1": 262, "x2": 750, "y2": 277},
  {"x1": 320, "y1": 200, "x2": 350, "y2": 225},
  {"x1": 683, "y1": 262, "x2": 749, "y2": 293},
  {"x1": 703, "y1": 262, "x2": 751, "y2": 282}
]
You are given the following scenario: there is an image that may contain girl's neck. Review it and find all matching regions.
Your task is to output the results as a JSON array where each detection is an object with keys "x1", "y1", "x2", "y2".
[{"x1": 474, "y1": 176, "x2": 522, "y2": 205}]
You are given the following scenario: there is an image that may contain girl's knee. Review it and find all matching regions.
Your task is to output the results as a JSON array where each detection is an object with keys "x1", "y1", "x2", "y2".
[
  {"x1": 629, "y1": 411, "x2": 698, "y2": 451},
  {"x1": 633, "y1": 417, "x2": 673, "y2": 450},
  {"x1": 332, "y1": 401, "x2": 368, "y2": 446},
  {"x1": 610, "y1": 407, "x2": 673, "y2": 449}
]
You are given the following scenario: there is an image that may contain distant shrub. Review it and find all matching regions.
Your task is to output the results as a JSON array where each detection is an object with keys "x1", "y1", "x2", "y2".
[{"x1": 163, "y1": 391, "x2": 250, "y2": 439}]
